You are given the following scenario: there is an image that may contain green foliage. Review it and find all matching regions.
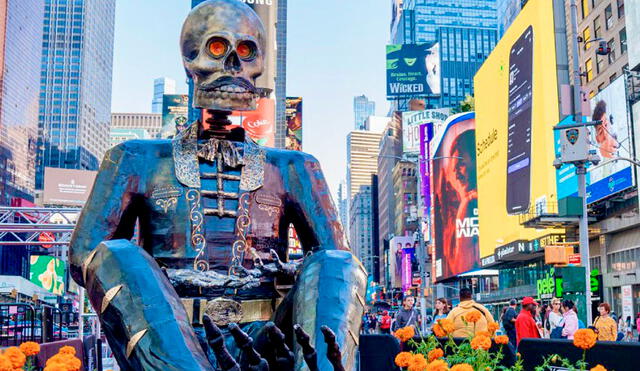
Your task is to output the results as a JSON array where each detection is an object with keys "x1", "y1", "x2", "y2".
[{"x1": 451, "y1": 94, "x2": 475, "y2": 114}]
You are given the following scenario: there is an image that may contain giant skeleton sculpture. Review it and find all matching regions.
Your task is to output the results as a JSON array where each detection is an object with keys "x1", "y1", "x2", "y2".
[{"x1": 69, "y1": 1, "x2": 367, "y2": 370}]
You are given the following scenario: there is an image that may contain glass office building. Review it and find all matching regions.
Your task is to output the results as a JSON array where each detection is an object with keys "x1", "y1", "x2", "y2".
[
  {"x1": 353, "y1": 95, "x2": 376, "y2": 130},
  {"x1": 0, "y1": 0, "x2": 44, "y2": 204},
  {"x1": 36, "y1": 0, "x2": 116, "y2": 189}
]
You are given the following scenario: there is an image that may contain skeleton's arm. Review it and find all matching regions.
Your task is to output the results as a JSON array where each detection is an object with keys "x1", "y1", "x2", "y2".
[{"x1": 286, "y1": 152, "x2": 349, "y2": 253}]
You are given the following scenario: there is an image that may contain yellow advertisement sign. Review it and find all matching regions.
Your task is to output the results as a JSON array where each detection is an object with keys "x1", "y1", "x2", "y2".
[{"x1": 475, "y1": 0, "x2": 564, "y2": 258}]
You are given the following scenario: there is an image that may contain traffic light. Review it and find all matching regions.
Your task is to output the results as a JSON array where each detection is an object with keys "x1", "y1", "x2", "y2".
[{"x1": 596, "y1": 41, "x2": 611, "y2": 56}]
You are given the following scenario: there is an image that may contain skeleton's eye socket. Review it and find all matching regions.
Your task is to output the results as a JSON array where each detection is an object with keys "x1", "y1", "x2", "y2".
[
  {"x1": 236, "y1": 41, "x2": 257, "y2": 60},
  {"x1": 207, "y1": 38, "x2": 229, "y2": 58}
]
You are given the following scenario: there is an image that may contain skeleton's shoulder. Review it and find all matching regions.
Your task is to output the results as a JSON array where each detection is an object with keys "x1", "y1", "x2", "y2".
[
  {"x1": 109, "y1": 139, "x2": 173, "y2": 159},
  {"x1": 262, "y1": 147, "x2": 319, "y2": 167}
]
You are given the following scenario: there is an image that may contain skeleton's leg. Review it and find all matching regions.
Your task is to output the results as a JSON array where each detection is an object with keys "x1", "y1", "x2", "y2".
[
  {"x1": 82, "y1": 239, "x2": 212, "y2": 370},
  {"x1": 291, "y1": 250, "x2": 367, "y2": 371}
]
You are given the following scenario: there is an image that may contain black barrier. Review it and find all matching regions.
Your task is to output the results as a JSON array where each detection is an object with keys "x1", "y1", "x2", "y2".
[
  {"x1": 518, "y1": 338, "x2": 640, "y2": 370},
  {"x1": 359, "y1": 334, "x2": 401, "y2": 371}
]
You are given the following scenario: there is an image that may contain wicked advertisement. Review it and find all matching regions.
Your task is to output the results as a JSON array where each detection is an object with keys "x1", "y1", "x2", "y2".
[{"x1": 386, "y1": 43, "x2": 440, "y2": 98}]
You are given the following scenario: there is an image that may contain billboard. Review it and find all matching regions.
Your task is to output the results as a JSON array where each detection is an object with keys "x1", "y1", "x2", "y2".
[
  {"x1": 43, "y1": 168, "x2": 97, "y2": 206},
  {"x1": 285, "y1": 97, "x2": 303, "y2": 151},
  {"x1": 555, "y1": 77, "x2": 633, "y2": 203},
  {"x1": 475, "y1": 0, "x2": 565, "y2": 258},
  {"x1": 230, "y1": 97, "x2": 276, "y2": 147},
  {"x1": 402, "y1": 109, "x2": 450, "y2": 153},
  {"x1": 389, "y1": 236, "x2": 416, "y2": 289},
  {"x1": 431, "y1": 112, "x2": 480, "y2": 281},
  {"x1": 161, "y1": 94, "x2": 189, "y2": 138},
  {"x1": 386, "y1": 43, "x2": 440, "y2": 98},
  {"x1": 29, "y1": 255, "x2": 65, "y2": 295}
]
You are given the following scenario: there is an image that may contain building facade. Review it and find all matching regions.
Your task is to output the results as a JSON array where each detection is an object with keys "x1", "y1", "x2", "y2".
[
  {"x1": 354, "y1": 95, "x2": 376, "y2": 130},
  {"x1": 111, "y1": 113, "x2": 162, "y2": 139},
  {"x1": 377, "y1": 112, "x2": 403, "y2": 287},
  {"x1": 496, "y1": 0, "x2": 524, "y2": 38},
  {"x1": 569, "y1": 0, "x2": 628, "y2": 97},
  {"x1": 36, "y1": 0, "x2": 116, "y2": 190},
  {"x1": 110, "y1": 128, "x2": 151, "y2": 148},
  {"x1": 349, "y1": 185, "x2": 374, "y2": 274},
  {"x1": 338, "y1": 180, "x2": 349, "y2": 237},
  {"x1": 392, "y1": 160, "x2": 419, "y2": 236},
  {"x1": 151, "y1": 77, "x2": 176, "y2": 114},
  {"x1": 0, "y1": 0, "x2": 44, "y2": 204},
  {"x1": 347, "y1": 130, "x2": 382, "y2": 201}
]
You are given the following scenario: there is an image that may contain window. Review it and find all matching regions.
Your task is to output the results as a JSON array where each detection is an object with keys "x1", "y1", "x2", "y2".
[
  {"x1": 589, "y1": 90, "x2": 596, "y2": 98},
  {"x1": 581, "y1": 0, "x2": 589, "y2": 18},
  {"x1": 608, "y1": 38, "x2": 616, "y2": 63},
  {"x1": 596, "y1": 55, "x2": 604, "y2": 73},
  {"x1": 620, "y1": 28, "x2": 627, "y2": 54},
  {"x1": 585, "y1": 58, "x2": 594, "y2": 82},
  {"x1": 617, "y1": 0, "x2": 624, "y2": 18},
  {"x1": 583, "y1": 27, "x2": 591, "y2": 50},
  {"x1": 594, "y1": 16, "x2": 601, "y2": 38},
  {"x1": 598, "y1": 82, "x2": 605, "y2": 91},
  {"x1": 610, "y1": 73, "x2": 617, "y2": 82},
  {"x1": 605, "y1": 4, "x2": 613, "y2": 29}
]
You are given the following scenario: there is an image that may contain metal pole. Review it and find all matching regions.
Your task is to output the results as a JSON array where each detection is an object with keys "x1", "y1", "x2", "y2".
[
  {"x1": 577, "y1": 166, "x2": 593, "y2": 323},
  {"x1": 79, "y1": 287, "x2": 84, "y2": 338},
  {"x1": 415, "y1": 169, "x2": 428, "y2": 335},
  {"x1": 570, "y1": 0, "x2": 593, "y2": 324}
]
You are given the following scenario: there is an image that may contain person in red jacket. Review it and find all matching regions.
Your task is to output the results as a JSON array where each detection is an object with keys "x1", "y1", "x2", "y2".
[
  {"x1": 515, "y1": 297, "x2": 540, "y2": 346},
  {"x1": 380, "y1": 310, "x2": 392, "y2": 334}
]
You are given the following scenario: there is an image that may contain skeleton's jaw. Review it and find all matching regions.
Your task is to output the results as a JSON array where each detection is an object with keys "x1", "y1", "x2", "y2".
[{"x1": 194, "y1": 86, "x2": 258, "y2": 111}]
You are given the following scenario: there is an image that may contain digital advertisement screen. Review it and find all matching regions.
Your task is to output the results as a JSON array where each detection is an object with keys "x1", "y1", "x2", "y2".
[
  {"x1": 285, "y1": 97, "x2": 303, "y2": 151},
  {"x1": 432, "y1": 112, "x2": 480, "y2": 281},
  {"x1": 390, "y1": 236, "x2": 417, "y2": 289},
  {"x1": 475, "y1": 0, "x2": 565, "y2": 258},
  {"x1": 386, "y1": 43, "x2": 440, "y2": 98},
  {"x1": 29, "y1": 255, "x2": 65, "y2": 295},
  {"x1": 161, "y1": 94, "x2": 189, "y2": 138}
]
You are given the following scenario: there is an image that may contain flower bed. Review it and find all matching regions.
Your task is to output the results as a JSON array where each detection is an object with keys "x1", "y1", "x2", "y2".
[
  {"x1": 393, "y1": 310, "x2": 607, "y2": 371},
  {"x1": 0, "y1": 342, "x2": 83, "y2": 371}
]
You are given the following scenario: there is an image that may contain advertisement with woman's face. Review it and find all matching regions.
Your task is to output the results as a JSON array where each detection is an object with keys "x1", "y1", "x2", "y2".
[{"x1": 431, "y1": 112, "x2": 480, "y2": 281}]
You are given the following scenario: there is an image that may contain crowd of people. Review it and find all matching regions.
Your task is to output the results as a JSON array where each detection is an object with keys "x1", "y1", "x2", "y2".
[{"x1": 363, "y1": 290, "x2": 640, "y2": 349}]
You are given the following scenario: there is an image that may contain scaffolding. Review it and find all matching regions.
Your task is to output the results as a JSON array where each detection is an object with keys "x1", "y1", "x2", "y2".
[{"x1": 0, "y1": 207, "x2": 81, "y2": 246}]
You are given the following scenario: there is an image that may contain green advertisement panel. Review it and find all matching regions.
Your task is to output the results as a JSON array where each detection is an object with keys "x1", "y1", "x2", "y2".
[{"x1": 29, "y1": 255, "x2": 65, "y2": 295}]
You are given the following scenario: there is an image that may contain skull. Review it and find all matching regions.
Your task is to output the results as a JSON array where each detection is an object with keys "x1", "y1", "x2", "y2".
[{"x1": 180, "y1": 0, "x2": 265, "y2": 112}]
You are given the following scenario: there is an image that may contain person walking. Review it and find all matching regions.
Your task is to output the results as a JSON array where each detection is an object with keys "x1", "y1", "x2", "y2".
[
  {"x1": 380, "y1": 310, "x2": 392, "y2": 334},
  {"x1": 433, "y1": 298, "x2": 450, "y2": 322},
  {"x1": 636, "y1": 313, "x2": 640, "y2": 341},
  {"x1": 502, "y1": 299, "x2": 518, "y2": 347},
  {"x1": 548, "y1": 298, "x2": 563, "y2": 338},
  {"x1": 515, "y1": 297, "x2": 540, "y2": 346},
  {"x1": 393, "y1": 296, "x2": 420, "y2": 332},
  {"x1": 561, "y1": 300, "x2": 579, "y2": 339},
  {"x1": 447, "y1": 288, "x2": 494, "y2": 338},
  {"x1": 593, "y1": 302, "x2": 617, "y2": 341}
]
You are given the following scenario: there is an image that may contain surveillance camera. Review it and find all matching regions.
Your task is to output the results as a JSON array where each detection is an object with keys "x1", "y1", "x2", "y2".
[
  {"x1": 553, "y1": 158, "x2": 563, "y2": 170},
  {"x1": 590, "y1": 154, "x2": 601, "y2": 166}
]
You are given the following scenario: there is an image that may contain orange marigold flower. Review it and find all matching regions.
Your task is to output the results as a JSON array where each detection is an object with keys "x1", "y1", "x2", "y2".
[
  {"x1": 590, "y1": 365, "x2": 607, "y2": 371},
  {"x1": 425, "y1": 358, "x2": 449, "y2": 371},
  {"x1": 487, "y1": 322, "x2": 500, "y2": 334},
  {"x1": 464, "y1": 310, "x2": 482, "y2": 323},
  {"x1": 58, "y1": 346, "x2": 76, "y2": 355},
  {"x1": 408, "y1": 354, "x2": 429, "y2": 371},
  {"x1": 428, "y1": 348, "x2": 444, "y2": 362},
  {"x1": 0, "y1": 355, "x2": 13, "y2": 371},
  {"x1": 438, "y1": 319, "x2": 455, "y2": 334},
  {"x1": 3, "y1": 347, "x2": 26, "y2": 369},
  {"x1": 20, "y1": 341, "x2": 41, "y2": 356},
  {"x1": 516, "y1": 352, "x2": 521, "y2": 358},
  {"x1": 451, "y1": 364, "x2": 474, "y2": 371},
  {"x1": 394, "y1": 326, "x2": 416, "y2": 342},
  {"x1": 476, "y1": 330, "x2": 491, "y2": 338},
  {"x1": 494, "y1": 335, "x2": 509, "y2": 345},
  {"x1": 573, "y1": 329, "x2": 597, "y2": 350},
  {"x1": 470, "y1": 335, "x2": 492, "y2": 351},
  {"x1": 432, "y1": 324, "x2": 446, "y2": 337},
  {"x1": 44, "y1": 363, "x2": 68, "y2": 371},
  {"x1": 395, "y1": 352, "x2": 413, "y2": 368}
]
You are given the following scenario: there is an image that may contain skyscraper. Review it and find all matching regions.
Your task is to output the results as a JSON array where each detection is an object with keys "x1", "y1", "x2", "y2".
[
  {"x1": 111, "y1": 113, "x2": 162, "y2": 139},
  {"x1": 151, "y1": 77, "x2": 176, "y2": 114},
  {"x1": 347, "y1": 130, "x2": 382, "y2": 201},
  {"x1": 189, "y1": 0, "x2": 288, "y2": 149},
  {"x1": 349, "y1": 185, "x2": 373, "y2": 273},
  {"x1": 0, "y1": 0, "x2": 44, "y2": 204},
  {"x1": 496, "y1": 0, "x2": 524, "y2": 38},
  {"x1": 36, "y1": 0, "x2": 116, "y2": 190},
  {"x1": 338, "y1": 179, "x2": 349, "y2": 236},
  {"x1": 353, "y1": 95, "x2": 376, "y2": 130}
]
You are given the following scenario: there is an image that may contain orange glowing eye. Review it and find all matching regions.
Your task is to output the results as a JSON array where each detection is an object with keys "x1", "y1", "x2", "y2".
[
  {"x1": 208, "y1": 40, "x2": 227, "y2": 58},
  {"x1": 237, "y1": 42, "x2": 255, "y2": 60}
]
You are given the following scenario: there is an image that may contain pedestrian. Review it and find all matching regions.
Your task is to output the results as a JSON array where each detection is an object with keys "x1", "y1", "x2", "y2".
[
  {"x1": 392, "y1": 296, "x2": 420, "y2": 332},
  {"x1": 593, "y1": 302, "x2": 617, "y2": 341},
  {"x1": 636, "y1": 313, "x2": 640, "y2": 342},
  {"x1": 561, "y1": 299, "x2": 579, "y2": 339},
  {"x1": 515, "y1": 297, "x2": 540, "y2": 346},
  {"x1": 625, "y1": 316, "x2": 634, "y2": 340},
  {"x1": 446, "y1": 288, "x2": 494, "y2": 338},
  {"x1": 548, "y1": 298, "x2": 563, "y2": 338},
  {"x1": 502, "y1": 299, "x2": 518, "y2": 347},
  {"x1": 618, "y1": 316, "x2": 627, "y2": 341},
  {"x1": 434, "y1": 298, "x2": 449, "y2": 322},
  {"x1": 380, "y1": 310, "x2": 392, "y2": 334}
]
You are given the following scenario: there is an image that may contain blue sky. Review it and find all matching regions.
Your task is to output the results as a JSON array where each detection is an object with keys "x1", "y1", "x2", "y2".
[{"x1": 111, "y1": 0, "x2": 389, "y2": 193}]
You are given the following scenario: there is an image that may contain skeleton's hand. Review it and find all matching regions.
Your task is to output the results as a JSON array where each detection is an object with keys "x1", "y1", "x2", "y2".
[{"x1": 203, "y1": 316, "x2": 240, "y2": 371}]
